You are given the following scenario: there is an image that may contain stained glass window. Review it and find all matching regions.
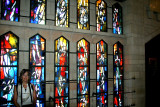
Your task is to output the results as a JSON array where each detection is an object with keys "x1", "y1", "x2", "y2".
[
  {"x1": 96, "y1": 40, "x2": 108, "y2": 107},
  {"x1": 112, "y1": 3, "x2": 123, "y2": 34},
  {"x1": 113, "y1": 41, "x2": 123, "y2": 107},
  {"x1": 77, "y1": 0, "x2": 89, "y2": 30},
  {"x1": 56, "y1": 0, "x2": 69, "y2": 27},
  {"x1": 29, "y1": 34, "x2": 46, "y2": 107},
  {"x1": 1, "y1": 0, "x2": 20, "y2": 21},
  {"x1": 54, "y1": 36, "x2": 69, "y2": 107},
  {"x1": 0, "y1": 31, "x2": 19, "y2": 106},
  {"x1": 96, "y1": 0, "x2": 107, "y2": 32},
  {"x1": 30, "y1": 0, "x2": 46, "y2": 24},
  {"x1": 77, "y1": 38, "x2": 90, "y2": 107}
]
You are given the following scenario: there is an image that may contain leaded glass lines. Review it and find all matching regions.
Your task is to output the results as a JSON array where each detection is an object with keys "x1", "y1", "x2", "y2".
[
  {"x1": 29, "y1": 34, "x2": 46, "y2": 107},
  {"x1": 77, "y1": 0, "x2": 90, "y2": 30},
  {"x1": 96, "y1": 0, "x2": 107, "y2": 32},
  {"x1": 1, "y1": 0, "x2": 20, "y2": 21},
  {"x1": 54, "y1": 36, "x2": 69, "y2": 107},
  {"x1": 0, "y1": 31, "x2": 19, "y2": 106},
  {"x1": 113, "y1": 41, "x2": 123, "y2": 107},
  {"x1": 112, "y1": 3, "x2": 123, "y2": 34},
  {"x1": 30, "y1": 0, "x2": 46, "y2": 24},
  {"x1": 56, "y1": 0, "x2": 69, "y2": 27},
  {"x1": 96, "y1": 40, "x2": 108, "y2": 107},
  {"x1": 77, "y1": 38, "x2": 90, "y2": 107}
]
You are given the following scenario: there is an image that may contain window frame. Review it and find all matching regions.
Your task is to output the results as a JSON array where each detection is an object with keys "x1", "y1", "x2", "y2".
[
  {"x1": 77, "y1": 38, "x2": 90, "y2": 107},
  {"x1": 112, "y1": 3, "x2": 123, "y2": 34},
  {"x1": 113, "y1": 41, "x2": 124, "y2": 107},
  {"x1": 30, "y1": 0, "x2": 47, "y2": 25},
  {"x1": 29, "y1": 33, "x2": 46, "y2": 107},
  {"x1": 54, "y1": 35, "x2": 70, "y2": 107},
  {"x1": 0, "y1": 31, "x2": 19, "y2": 106},
  {"x1": 96, "y1": 39, "x2": 108, "y2": 107}
]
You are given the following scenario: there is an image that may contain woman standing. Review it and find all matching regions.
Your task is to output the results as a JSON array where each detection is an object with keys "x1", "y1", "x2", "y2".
[{"x1": 13, "y1": 69, "x2": 37, "y2": 107}]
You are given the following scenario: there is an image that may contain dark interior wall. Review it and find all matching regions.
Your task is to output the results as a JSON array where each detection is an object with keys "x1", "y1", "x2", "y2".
[{"x1": 145, "y1": 34, "x2": 160, "y2": 107}]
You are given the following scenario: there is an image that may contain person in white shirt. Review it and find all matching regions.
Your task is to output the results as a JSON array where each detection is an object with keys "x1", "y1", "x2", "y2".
[{"x1": 13, "y1": 69, "x2": 37, "y2": 107}]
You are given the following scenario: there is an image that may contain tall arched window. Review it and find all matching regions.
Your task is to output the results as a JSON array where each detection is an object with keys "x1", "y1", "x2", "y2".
[
  {"x1": 54, "y1": 36, "x2": 69, "y2": 107},
  {"x1": 96, "y1": 0, "x2": 107, "y2": 32},
  {"x1": 30, "y1": 0, "x2": 46, "y2": 24},
  {"x1": 77, "y1": 38, "x2": 90, "y2": 107},
  {"x1": 77, "y1": 0, "x2": 89, "y2": 30},
  {"x1": 112, "y1": 3, "x2": 123, "y2": 34},
  {"x1": 1, "y1": 0, "x2": 20, "y2": 21},
  {"x1": 56, "y1": 0, "x2": 69, "y2": 27},
  {"x1": 0, "y1": 31, "x2": 19, "y2": 106},
  {"x1": 113, "y1": 41, "x2": 123, "y2": 107},
  {"x1": 96, "y1": 40, "x2": 108, "y2": 106},
  {"x1": 29, "y1": 34, "x2": 46, "y2": 107}
]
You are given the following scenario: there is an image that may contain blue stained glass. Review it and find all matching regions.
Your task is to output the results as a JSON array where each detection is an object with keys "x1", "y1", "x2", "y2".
[
  {"x1": 112, "y1": 3, "x2": 123, "y2": 34},
  {"x1": 0, "y1": 32, "x2": 19, "y2": 106},
  {"x1": 30, "y1": 34, "x2": 46, "y2": 107},
  {"x1": 1, "y1": 0, "x2": 20, "y2": 22},
  {"x1": 30, "y1": 0, "x2": 46, "y2": 24},
  {"x1": 113, "y1": 42, "x2": 123, "y2": 107},
  {"x1": 96, "y1": 40, "x2": 108, "y2": 107},
  {"x1": 56, "y1": 0, "x2": 69, "y2": 27}
]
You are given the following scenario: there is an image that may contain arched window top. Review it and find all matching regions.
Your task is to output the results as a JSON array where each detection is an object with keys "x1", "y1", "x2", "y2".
[
  {"x1": 29, "y1": 33, "x2": 46, "y2": 45},
  {"x1": 77, "y1": 0, "x2": 90, "y2": 30},
  {"x1": 96, "y1": 0, "x2": 107, "y2": 32},
  {"x1": 56, "y1": 0, "x2": 69, "y2": 27},
  {"x1": 1, "y1": 0, "x2": 20, "y2": 22},
  {"x1": 55, "y1": 36, "x2": 69, "y2": 52},
  {"x1": 1, "y1": 31, "x2": 19, "y2": 48},
  {"x1": 77, "y1": 38, "x2": 90, "y2": 54},
  {"x1": 96, "y1": 39, "x2": 108, "y2": 65},
  {"x1": 112, "y1": 3, "x2": 123, "y2": 34},
  {"x1": 30, "y1": 0, "x2": 46, "y2": 25}
]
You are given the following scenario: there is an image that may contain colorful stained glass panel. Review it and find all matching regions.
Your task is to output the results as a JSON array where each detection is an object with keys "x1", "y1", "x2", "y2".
[
  {"x1": 1, "y1": 0, "x2": 20, "y2": 21},
  {"x1": 29, "y1": 34, "x2": 46, "y2": 107},
  {"x1": 56, "y1": 0, "x2": 69, "y2": 27},
  {"x1": 96, "y1": 40, "x2": 108, "y2": 107},
  {"x1": 0, "y1": 32, "x2": 19, "y2": 106},
  {"x1": 77, "y1": 38, "x2": 90, "y2": 107},
  {"x1": 96, "y1": 0, "x2": 107, "y2": 32},
  {"x1": 30, "y1": 0, "x2": 46, "y2": 24},
  {"x1": 54, "y1": 36, "x2": 69, "y2": 107},
  {"x1": 112, "y1": 3, "x2": 122, "y2": 34},
  {"x1": 77, "y1": 0, "x2": 89, "y2": 30},
  {"x1": 113, "y1": 42, "x2": 123, "y2": 107}
]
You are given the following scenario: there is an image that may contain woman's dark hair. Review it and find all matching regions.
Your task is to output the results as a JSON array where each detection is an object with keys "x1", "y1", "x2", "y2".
[{"x1": 19, "y1": 69, "x2": 31, "y2": 84}]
